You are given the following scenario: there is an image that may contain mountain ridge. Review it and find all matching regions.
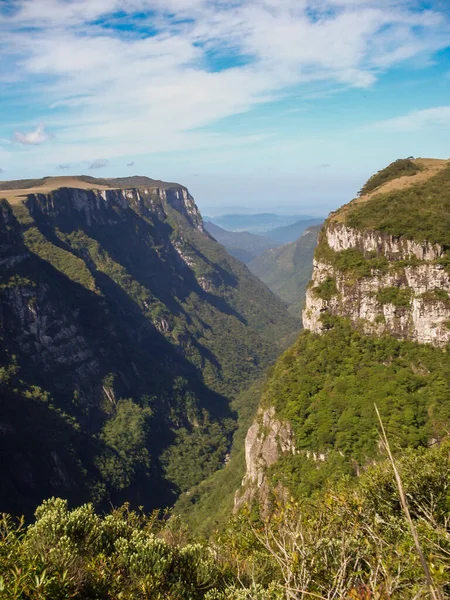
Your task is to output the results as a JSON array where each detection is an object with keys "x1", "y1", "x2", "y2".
[
  {"x1": 204, "y1": 221, "x2": 279, "y2": 263},
  {"x1": 0, "y1": 174, "x2": 184, "y2": 193},
  {"x1": 248, "y1": 225, "x2": 321, "y2": 316},
  {"x1": 264, "y1": 218, "x2": 324, "y2": 244},
  {"x1": 0, "y1": 176, "x2": 297, "y2": 517}
]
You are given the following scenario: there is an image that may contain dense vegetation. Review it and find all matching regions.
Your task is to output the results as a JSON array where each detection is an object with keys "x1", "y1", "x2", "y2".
[
  {"x1": 348, "y1": 163, "x2": 450, "y2": 247},
  {"x1": 261, "y1": 318, "x2": 450, "y2": 498},
  {"x1": 0, "y1": 184, "x2": 297, "y2": 517},
  {"x1": 314, "y1": 236, "x2": 389, "y2": 277},
  {"x1": 358, "y1": 158, "x2": 421, "y2": 196},
  {"x1": 312, "y1": 277, "x2": 337, "y2": 301},
  {"x1": 174, "y1": 380, "x2": 264, "y2": 535},
  {"x1": 248, "y1": 226, "x2": 320, "y2": 317},
  {"x1": 1, "y1": 441, "x2": 449, "y2": 599},
  {"x1": 376, "y1": 286, "x2": 412, "y2": 307}
]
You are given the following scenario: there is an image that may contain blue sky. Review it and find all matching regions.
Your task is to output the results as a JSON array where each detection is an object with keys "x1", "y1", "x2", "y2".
[{"x1": 1, "y1": 0, "x2": 450, "y2": 216}]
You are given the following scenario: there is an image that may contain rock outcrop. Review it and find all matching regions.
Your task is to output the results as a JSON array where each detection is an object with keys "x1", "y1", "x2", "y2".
[
  {"x1": 303, "y1": 223, "x2": 450, "y2": 346},
  {"x1": 25, "y1": 184, "x2": 203, "y2": 232},
  {"x1": 235, "y1": 407, "x2": 295, "y2": 513}
]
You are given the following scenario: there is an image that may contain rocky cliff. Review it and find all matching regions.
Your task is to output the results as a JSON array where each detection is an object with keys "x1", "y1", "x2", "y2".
[
  {"x1": 234, "y1": 407, "x2": 295, "y2": 513},
  {"x1": 237, "y1": 158, "x2": 450, "y2": 507},
  {"x1": 303, "y1": 221, "x2": 450, "y2": 346},
  {"x1": 0, "y1": 176, "x2": 297, "y2": 516}
]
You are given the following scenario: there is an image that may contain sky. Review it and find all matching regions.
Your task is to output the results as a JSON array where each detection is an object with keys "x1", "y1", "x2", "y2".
[{"x1": 1, "y1": 0, "x2": 450, "y2": 216}]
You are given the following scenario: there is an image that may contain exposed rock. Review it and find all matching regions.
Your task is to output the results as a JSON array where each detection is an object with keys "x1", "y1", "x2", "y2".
[
  {"x1": 165, "y1": 187, "x2": 204, "y2": 231},
  {"x1": 234, "y1": 407, "x2": 295, "y2": 514},
  {"x1": 0, "y1": 178, "x2": 298, "y2": 515},
  {"x1": 0, "y1": 201, "x2": 28, "y2": 267},
  {"x1": 326, "y1": 222, "x2": 443, "y2": 261},
  {"x1": 303, "y1": 224, "x2": 450, "y2": 346}
]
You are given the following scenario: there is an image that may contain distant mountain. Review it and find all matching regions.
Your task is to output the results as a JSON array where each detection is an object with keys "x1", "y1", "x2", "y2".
[
  {"x1": 207, "y1": 213, "x2": 316, "y2": 234},
  {"x1": 248, "y1": 225, "x2": 322, "y2": 317},
  {"x1": 204, "y1": 221, "x2": 278, "y2": 263},
  {"x1": 265, "y1": 217, "x2": 324, "y2": 244}
]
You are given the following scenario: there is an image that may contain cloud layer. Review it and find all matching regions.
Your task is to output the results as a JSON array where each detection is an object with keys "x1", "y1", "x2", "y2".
[
  {"x1": 1, "y1": 0, "x2": 450, "y2": 170},
  {"x1": 368, "y1": 106, "x2": 450, "y2": 132}
]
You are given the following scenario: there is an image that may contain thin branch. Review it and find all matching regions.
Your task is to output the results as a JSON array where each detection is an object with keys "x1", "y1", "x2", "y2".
[{"x1": 374, "y1": 404, "x2": 444, "y2": 600}]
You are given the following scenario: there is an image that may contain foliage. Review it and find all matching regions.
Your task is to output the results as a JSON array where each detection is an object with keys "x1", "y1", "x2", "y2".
[
  {"x1": 259, "y1": 318, "x2": 450, "y2": 497},
  {"x1": 312, "y1": 277, "x2": 337, "y2": 300},
  {"x1": 421, "y1": 289, "x2": 450, "y2": 307},
  {"x1": 222, "y1": 441, "x2": 450, "y2": 599},
  {"x1": 358, "y1": 158, "x2": 421, "y2": 196},
  {"x1": 1, "y1": 441, "x2": 449, "y2": 599},
  {"x1": 347, "y1": 163, "x2": 450, "y2": 247},
  {"x1": 315, "y1": 237, "x2": 389, "y2": 278},
  {"x1": 12, "y1": 204, "x2": 96, "y2": 291},
  {"x1": 1, "y1": 187, "x2": 297, "y2": 517},
  {"x1": 0, "y1": 499, "x2": 225, "y2": 600},
  {"x1": 97, "y1": 400, "x2": 153, "y2": 492},
  {"x1": 0, "y1": 351, "x2": 97, "y2": 517},
  {"x1": 376, "y1": 286, "x2": 412, "y2": 307},
  {"x1": 162, "y1": 415, "x2": 234, "y2": 492},
  {"x1": 174, "y1": 380, "x2": 264, "y2": 536}
]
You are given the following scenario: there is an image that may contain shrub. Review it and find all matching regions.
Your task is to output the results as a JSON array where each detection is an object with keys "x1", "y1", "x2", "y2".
[
  {"x1": 358, "y1": 158, "x2": 421, "y2": 196},
  {"x1": 376, "y1": 286, "x2": 412, "y2": 307}
]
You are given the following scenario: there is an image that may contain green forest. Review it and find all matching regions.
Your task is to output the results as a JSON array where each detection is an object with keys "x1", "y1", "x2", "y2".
[
  {"x1": 262, "y1": 317, "x2": 450, "y2": 497},
  {"x1": 0, "y1": 187, "x2": 296, "y2": 518}
]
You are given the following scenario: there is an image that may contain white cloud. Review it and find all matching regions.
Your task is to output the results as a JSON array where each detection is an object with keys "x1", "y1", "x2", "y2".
[
  {"x1": 12, "y1": 124, "x2": 52, "y2": 145},
  {"x1": 88, "y1": 158, "x2": 108, "y2": 169},
  {"x1": 366, "y1": 106, "x2": 450, "y2": 132},
  {"x1": 1, "y1": 1, "x2": 450, "y2": 166}
]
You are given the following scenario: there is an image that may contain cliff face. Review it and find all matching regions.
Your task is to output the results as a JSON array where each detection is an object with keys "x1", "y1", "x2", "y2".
[
  {"x1": 234, "y1": 407, "x2": 295, "y2": 513},
  {"x1": 25, "y1": 184, "x2": 203, "y2": 231},
  {"x1": 0, "y1": 201, "x2": 27, "y2": 267},
  {"x1": 0, "y1": 177, "x2": 297, "y2": 516},
  {"x1": 303, "y1": 222, "x2": 450, "y2": 347},
  {"x1": 237, "y1": 158, "x2": 450, "y2": 507}
]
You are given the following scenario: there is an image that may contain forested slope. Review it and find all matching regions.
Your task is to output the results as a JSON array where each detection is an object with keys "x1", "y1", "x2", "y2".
[
  {"x1": 0, "y1": 177, "x2": 297, "y2": 516},
  {"x1": 248, "y1": 225, "x2": 321, "y2": 317},
  {"x1": 238, "y1": 158, "x2": 450, "y2": 507}
]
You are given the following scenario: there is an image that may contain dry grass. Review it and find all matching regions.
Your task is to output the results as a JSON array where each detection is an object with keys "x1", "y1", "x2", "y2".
[
  {"x1": 331, "y1": 158, "x2": 450, "y2": 223},
  {"x1": 0, "y1": 176, "x2": 115, "y2": 205}
]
